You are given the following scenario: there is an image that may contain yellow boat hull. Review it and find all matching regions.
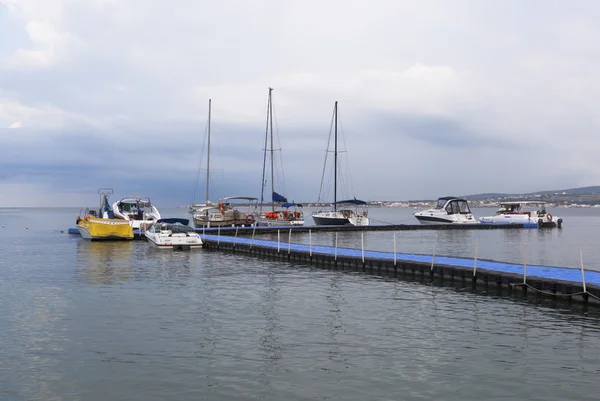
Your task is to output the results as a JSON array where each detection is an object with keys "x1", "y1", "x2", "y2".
[{"x1": 77, "y1": 217, "x2": 134, "y2": 241}]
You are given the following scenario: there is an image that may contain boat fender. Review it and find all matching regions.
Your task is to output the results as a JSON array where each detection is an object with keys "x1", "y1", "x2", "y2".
[
  {"x1": 537, "y1": 218, "x2": 543, "y2": 227},
  {"x1": 246, "y1": 214, "x2": 255, "y2": 224},
  {"x1": 547, "y1": 213, "x2": 552, "y2": 221},
  {"x1": 283, "y1": 211, "x2": 289, "y2": 219}
]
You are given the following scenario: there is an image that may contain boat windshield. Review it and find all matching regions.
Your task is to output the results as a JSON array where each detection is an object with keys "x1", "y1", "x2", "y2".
[
  {"x1": 445, "y1": 200, "x2": 471, "y2": 214},
  {"x1": 436, "y1": 199, "x2": 447, "y2": 208},
  {"x1": 121, "y1": 201, "x2": 151, "y2": 212},
  {"x1": 158, "y1": 223, "x2": 194, "y2": 233}
]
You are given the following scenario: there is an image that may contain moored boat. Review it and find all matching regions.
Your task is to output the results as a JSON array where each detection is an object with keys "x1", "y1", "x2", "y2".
[
  {"x1": 191, "y1": 196, "x2": 258, "y2": 228},
  {"x1": 311, "y1": 101, "x2": 369, "y2": 227},
  {"x1": 256, "y1": 88, "x2": 304, "y2": 227},
  {"x1": 479, "y1": 201, "x2": 562, "y2": 228},
  {"x1": 77, "y1": 188, "x2": 134, "y2": 241},
  {"x1": 144, "y1": 218, "x2": 203, "y2": 250},
  {"x1": 312, "y1": 200, "x2": 369, "y2": 226},
  {"x1": 188, "y1": 99, "x2": 258, "y2": 228},
  {"x1": 112, "y1": 195, "x2": 161, "y2": 229},
  {"x1": 414, "y1": 197, "x2": 479, "y2": 225}
]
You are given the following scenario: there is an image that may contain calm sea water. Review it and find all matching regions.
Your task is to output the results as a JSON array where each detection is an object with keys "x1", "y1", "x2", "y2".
[{"x1": 1, "y1": 207, "x2": 600, "y2": 400}]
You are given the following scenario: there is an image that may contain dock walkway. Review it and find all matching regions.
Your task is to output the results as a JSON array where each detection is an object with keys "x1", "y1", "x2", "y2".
[{"x1": 200, "y1": 233, "x2": 600, "y2": 306}]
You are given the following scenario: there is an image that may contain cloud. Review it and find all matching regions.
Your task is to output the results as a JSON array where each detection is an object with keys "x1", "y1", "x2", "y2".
[
  {"x1": 8, "y1": 121, "x2": 20, "y2": 128},
  {"x1": 1, "y1": 0, "x2": 600, "y2": 205}
]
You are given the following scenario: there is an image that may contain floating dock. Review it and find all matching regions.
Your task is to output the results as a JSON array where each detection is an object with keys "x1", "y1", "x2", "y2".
[
  {"x1": 199, "y1": 233, "x2": 600, "y2": 307},
  {"x1": 68, "y1": 222, "x2": 539, "y2": 240},
  {"x1": 194, "y1": 222, "x2": 539, "y2": 234},
  {"x1": 67, "y1": 224, "x2": 597, "y2": 306}
]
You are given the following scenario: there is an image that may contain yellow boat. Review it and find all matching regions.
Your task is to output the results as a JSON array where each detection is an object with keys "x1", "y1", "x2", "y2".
[{"x1": 77, "y1": 188, "x2": 134, "y2": 241}]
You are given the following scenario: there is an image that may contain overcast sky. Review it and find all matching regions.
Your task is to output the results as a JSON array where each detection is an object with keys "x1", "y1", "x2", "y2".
[{"x1": 1, "y1": 0, "x2": 599, "y2": 207}]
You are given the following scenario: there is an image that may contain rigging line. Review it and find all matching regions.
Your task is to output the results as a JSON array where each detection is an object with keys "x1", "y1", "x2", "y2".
[
  {"x1": 260, "y1": 90, "x2": 271, "y2": 212},
  {"x1": 211, "y1": 125, "x2": 228, "y2": 200},
  {"x1": 337, "y1": 107, "x2": 357, "y2": 199},
  {"x1": 271, "y1": 95, "x2": 287, "y2": 197},
  {"x1": 338, "y1": 123, "x2": 350, "y2": 199},
  {"x1": 191, "y1": 117, "x2": 210, "y2": 205},
  {"x1": 317, "y1": 105, "x2": 336, "y2": 203}
]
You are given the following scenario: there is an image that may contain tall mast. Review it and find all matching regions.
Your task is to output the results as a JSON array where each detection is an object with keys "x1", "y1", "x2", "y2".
[
  {"x1": 269, "y1": 88, "x2": 275, "y2": 212},
  {"x1": 260, "y1": 89, "x2": 271, "y2": 214},
  {"x1": 334, "y1": 101, "x2": 338, "y2": 212},
  {"x1": 205, "y1": 99, "x2": 211, "y2": 204}
]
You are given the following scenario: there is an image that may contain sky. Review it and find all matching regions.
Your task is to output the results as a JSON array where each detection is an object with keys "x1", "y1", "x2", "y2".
[{"x1": 1, "y1": 0, "x2": 600, "y2": 207}]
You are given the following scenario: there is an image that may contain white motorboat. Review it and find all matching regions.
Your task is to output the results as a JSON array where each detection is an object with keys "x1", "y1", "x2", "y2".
[
  {"x1": 312, "y1": 101, "x2": 369, "y2": 227},
  {"x1": 144, "y1": 218, "x2": 203, "y2": 250},
  {"x1": 414, "y1": 197, "x2": 479, "y2": 225},
  {"x1": 479, "y1": 201, "x2": 562, "y2": 228},
  {"x1": 256, "y1": 88, "x2": 304, "y2": 227},
  {"x1": 112, "y1": 195, "x2": 161, "y2": 230}
]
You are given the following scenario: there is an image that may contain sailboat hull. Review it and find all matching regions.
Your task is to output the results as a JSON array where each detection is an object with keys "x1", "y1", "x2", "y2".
[
  {"x1": 311, "y1": 212, "x2": 350, "y2": 226},
  {"x1": 312, "y1": 216, "x2": 349, "y2": 226}
]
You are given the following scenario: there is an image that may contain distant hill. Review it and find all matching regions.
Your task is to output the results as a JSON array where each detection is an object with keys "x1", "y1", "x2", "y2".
[{"x1": 461, "y1": 186, "x2": 600, "y2": 200}]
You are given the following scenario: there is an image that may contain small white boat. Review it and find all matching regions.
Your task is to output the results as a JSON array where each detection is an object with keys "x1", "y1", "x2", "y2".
[
  {"x1": 113, "y1": 195, "x2": 161, "y2": 229},
  {"x1": 144, "y1": 218, "x2": 203, "y2": 250},
  {"x1": 479, "y1": 201, "x2": 562, "y2": 228},
  {"x1": 414, "y1": 197, "x2": 479, "y2": 225}
]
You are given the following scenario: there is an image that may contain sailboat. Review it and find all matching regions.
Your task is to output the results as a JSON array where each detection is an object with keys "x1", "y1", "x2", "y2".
[
  {"x1": 188, "y1": 100, "x2": 258, "y2": 228},
  {"x1": 311, "y1": 101, "x2": 369, "y2": 226},
  {"x1": 256, "y1": 88, "x2": 304, "y2": 227}
]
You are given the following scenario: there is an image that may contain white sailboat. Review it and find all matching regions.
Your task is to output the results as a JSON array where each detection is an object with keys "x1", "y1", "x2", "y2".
[
  {"x1": 256, "y1": 88, "x2": 304, "y2": 226},
  {"x1": 189, "y1": 99, "x2": 258, "y2": 228},
  {"x1": 312, "y1": 101, "x2": 369, "y2": 226}
]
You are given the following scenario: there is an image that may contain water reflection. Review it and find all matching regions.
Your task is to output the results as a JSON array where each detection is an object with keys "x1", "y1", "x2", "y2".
[
  {"x1": 150, "y1": 249, "x2": 193, "y2": 283},
  {"x1": 258, "y1": 263, "x2": 282, "y2": 388},
  {"x1": 325, "y1": 272, "x2": 346, "y2": 367},
  {"x1": 75, "y1": 240, "x2": 135, "y2": 285}
]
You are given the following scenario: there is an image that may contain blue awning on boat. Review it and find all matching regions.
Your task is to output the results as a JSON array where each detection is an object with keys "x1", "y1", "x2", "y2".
[
  {"x1": 334, "y1": 199, "x2": 367, "y2": 205},
  {"x1": 282, "y1": 202, "x2": 303, "y2": 208},
  {"x1": 272, "y1": 192, "x2": 288, "y2": 203}
]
